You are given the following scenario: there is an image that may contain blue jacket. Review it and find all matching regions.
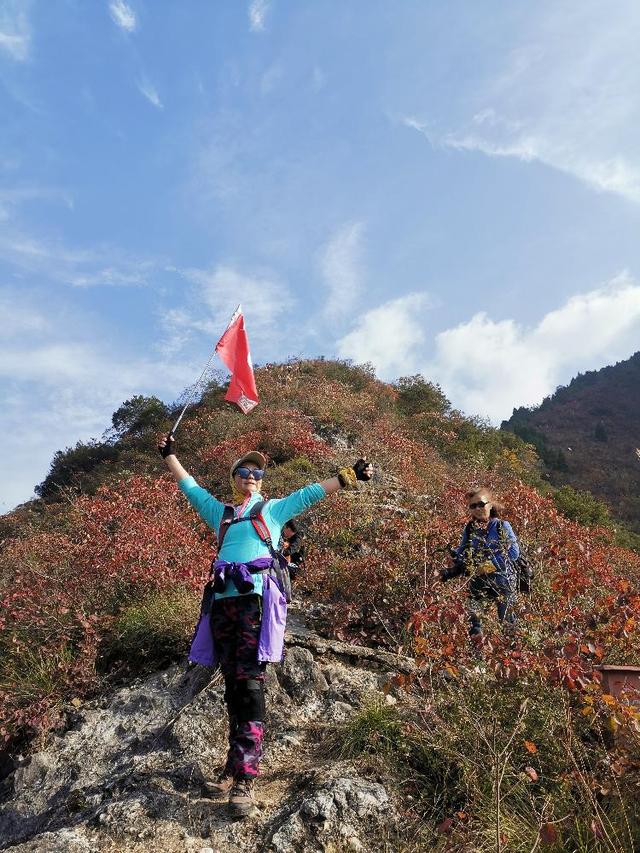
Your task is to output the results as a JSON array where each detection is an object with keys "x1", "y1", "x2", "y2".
[
  {"x1": 455, "y1": 518, "x2": 520, "y2": 577},
  {"x1": 178, "y1": 477, "x2": 326, "y2": 597}
]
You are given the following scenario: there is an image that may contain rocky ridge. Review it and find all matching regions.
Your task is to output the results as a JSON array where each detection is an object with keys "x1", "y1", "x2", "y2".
[{"x1": 0, "y1": 608, "x2": 408, "y2": 852}]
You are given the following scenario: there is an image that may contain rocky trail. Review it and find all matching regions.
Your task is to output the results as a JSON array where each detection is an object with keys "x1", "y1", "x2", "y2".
[{"x1": 0, "y1": 605, "x2": 414, "y2": 852}]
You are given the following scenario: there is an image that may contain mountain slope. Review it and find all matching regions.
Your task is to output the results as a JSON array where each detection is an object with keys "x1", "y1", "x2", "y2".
[
  {"x1": 502, "y1": 351, "x2": 640, "y2": 531},
  {"x1": 1, "y1": 359, "x2": 640, "y2": 851}
]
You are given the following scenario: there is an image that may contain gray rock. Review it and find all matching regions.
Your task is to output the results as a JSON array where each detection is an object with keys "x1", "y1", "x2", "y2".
[
  {"x1": 13, "y1": 752, "x2": 55, "y2": 794},
  {"x1": 7, "y1": 828, "x2": 96, "y2": 852},
  {"x1": 277, "y1": 647, "x2": 328, "y2": 701},
  {"x1": 265, "y1": 773, "x2": 397, "y2": 852},
  {"x1": 0, "y1": 615, "x2": 404, "y2": 853}
]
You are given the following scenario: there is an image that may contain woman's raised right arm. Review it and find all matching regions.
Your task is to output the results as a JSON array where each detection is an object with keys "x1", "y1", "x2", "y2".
[{"x1": 157, "y1": 433, "x2": 224, "y2": 530}]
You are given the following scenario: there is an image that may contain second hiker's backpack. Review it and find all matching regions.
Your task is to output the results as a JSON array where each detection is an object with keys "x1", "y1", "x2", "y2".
[
  {"x1": 218, "y1": 500, "x2": 292, "y2": 603},
  {"x1": 495, "y1": 520, "x2": 534, "y2": 593}
]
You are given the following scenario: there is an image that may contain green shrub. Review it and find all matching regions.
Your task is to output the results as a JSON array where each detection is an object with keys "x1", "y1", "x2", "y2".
[
  {"x1": 553, "y1": 485, "x2": 611, "y2": 527},
  {"x1": 101, "y1": 587, "x2": 198, "y2": 674},
  {"x1": 263, "y1": 456, "x2": 320, "y2": 497},
  {"x1": 395, "y1": 375, "x2": 451, "y2": 416},
  {"x1": 35, "y1": 440, "x2": 120, "y2": 500},
  {"x1": 110, "y1": 395, "x2": 169, "y2": 438},
  {"x1": 331, "y1": 697, "x2": 406, "y2": 761}
]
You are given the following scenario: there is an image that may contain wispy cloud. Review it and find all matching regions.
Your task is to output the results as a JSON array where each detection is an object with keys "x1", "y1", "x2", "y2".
[
  {"x1": 0, "y1": 185, "x2": 73, "y2": 222},
  {"x1": 248, "y1": 0, "x2": 271, "y2": 32},
  {"x1": 163, "y1": 264, "x2": 293, "y2": 359},
  {"x1": 109, "y1": 0, "x2": 137, "y2": 33},
  {"x1": 405, "y1": 114, "x2": 640, "y2": 204},
  {"x1": 0, "y1": 289, "x2": 191, "y2": 512},
  {"x1": 0, "y1": 0, "x2": 31, "y2": 61},
  {"x1": 320, "y1": 221, "x2": 365, "y2": 324},
  {"x1": 137, "y1": 77, "x2": 163, "y2": 109},
  {"x1": 403, "y1": 4, "x2": 640, "y2": 203},
  {"x1": 0, "y1": 229, "x2": 153, "y2": 288}
]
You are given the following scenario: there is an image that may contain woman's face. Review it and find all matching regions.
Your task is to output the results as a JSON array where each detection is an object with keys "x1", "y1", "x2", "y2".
[
  {"x1": 468, "y1": 492, "x2": 492, "y2": 523},
  {"x1": 234, "y1": 462, "x2": 261, "y2": 496}
]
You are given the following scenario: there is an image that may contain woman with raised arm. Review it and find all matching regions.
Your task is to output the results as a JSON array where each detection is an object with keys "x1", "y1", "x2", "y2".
[
  {"x1": 158, "y1": 433, "x2": 373, "y2": 817},
  {"x1": 440, "y1": 487, "x2": 520, "y2": 641}
]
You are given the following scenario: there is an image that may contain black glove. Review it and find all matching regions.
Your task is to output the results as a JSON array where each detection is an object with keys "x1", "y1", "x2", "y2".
[
  {"x1": 441, "y1": 558, "x2": 466, "y2": 582},
  {"x1": 353, "y1": 458, "x2": 373, "y2": 482},
  {"x1": 159, "y1": 433, "x2": 175, "y2": 459}
]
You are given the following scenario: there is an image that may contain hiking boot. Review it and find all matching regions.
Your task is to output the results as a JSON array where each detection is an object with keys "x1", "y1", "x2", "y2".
[
  {"x1": 202, "y1": 771, "x2": 234, "y2": 799},
  {"x1": 229, "y1": 777, "x2": 256, "y2": 817}
]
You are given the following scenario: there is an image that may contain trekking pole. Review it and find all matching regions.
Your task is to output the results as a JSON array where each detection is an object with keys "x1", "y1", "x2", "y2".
[{"x1": 170, "y1": 345, "x2": 220, "y2": 437}]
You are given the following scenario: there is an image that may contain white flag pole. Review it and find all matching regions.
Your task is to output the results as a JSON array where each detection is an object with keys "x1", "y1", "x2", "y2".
[{"x1": 170, "y1": 304, "x2": 242, "y2": 436}]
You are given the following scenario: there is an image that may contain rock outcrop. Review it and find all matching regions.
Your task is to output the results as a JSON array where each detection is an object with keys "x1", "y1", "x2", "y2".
[{"x1": 0, "y1": 609, "x2": 405, "y2": 852}]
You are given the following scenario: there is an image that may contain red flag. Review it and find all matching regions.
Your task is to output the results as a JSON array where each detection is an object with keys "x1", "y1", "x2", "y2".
[{"x1": 215, "y1": 306, "x2": 259, "y2": 413}]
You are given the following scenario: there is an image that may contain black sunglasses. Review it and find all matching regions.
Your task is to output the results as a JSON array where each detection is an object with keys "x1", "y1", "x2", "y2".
[
  {"x1": 234, "y1": 466, "x2": 265, "y2": 480},
  {"x1": 469, "y1": 500, "x2": 489, "y2": 510}
]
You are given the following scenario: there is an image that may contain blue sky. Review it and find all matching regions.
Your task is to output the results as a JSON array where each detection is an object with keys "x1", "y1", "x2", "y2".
[{"x1": 3, "y1": 0, "x2": 640, "y2": 511}]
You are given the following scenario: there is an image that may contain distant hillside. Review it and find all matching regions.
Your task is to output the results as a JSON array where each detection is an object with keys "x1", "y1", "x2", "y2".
[{"x1": 502, "y1": 351, "x2": 640, "y2": 531}]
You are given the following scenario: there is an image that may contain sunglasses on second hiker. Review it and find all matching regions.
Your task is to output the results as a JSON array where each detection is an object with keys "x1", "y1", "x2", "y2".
[
  {"x1": 234, "y1": 467, "x2": 265, "y2": 480},
  {"x1": 469, "y1": 500, "x2": 489, "y2": 509}
]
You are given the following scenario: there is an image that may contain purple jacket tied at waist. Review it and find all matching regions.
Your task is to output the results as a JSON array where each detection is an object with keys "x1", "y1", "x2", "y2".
[
  {"x1": 188, "y1": 558, "x2": 288, "y2": 667},
  {"x1": 211, "y1": 557, "x2": 271, "y2": 595}
]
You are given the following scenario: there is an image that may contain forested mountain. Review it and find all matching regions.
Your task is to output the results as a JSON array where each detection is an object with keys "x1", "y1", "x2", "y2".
[{"x1": 502, "y1": 351, "x2": 640, "y2": 532}]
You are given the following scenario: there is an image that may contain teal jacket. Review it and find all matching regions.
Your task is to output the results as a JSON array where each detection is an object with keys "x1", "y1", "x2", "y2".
[{"x1": 179, "y1": 476, "x2": 326, "y2": 598}]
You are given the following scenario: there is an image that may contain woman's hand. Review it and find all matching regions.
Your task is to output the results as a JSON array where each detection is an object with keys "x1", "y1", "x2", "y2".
[
  {"x1": 158, "y1": 432, "x2": 175, "y2": 459},
  {"x1": 157, "y1": 433, "x2": 190, "y2": 483},
  {"x1": 353, "y1": 458, "x2": 373, "y2": 481}
]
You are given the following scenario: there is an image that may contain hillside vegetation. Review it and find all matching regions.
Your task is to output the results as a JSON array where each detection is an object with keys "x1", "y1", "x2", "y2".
[
  {"x1": 502, "y1": 351, "x2": 640, "y2": 534},
  {"x1": 1, "y1": 359, "x2": 640, "y2": 851}
]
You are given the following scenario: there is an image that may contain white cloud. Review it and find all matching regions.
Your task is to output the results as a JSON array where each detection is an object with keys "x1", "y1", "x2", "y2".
[
  {"x1": 260, "y1": 63, "x2": 283, "y2": 95},
  {"x1": 0, "y1": 0, "x2": 30, "y2": 61},
  {"x1": 404, "y1": 3, "x2": 640, "y2": 203},
  {"x1": 336, "y1": 274, "x2": 640, "y2": 424},
  {"x1": 429, "y1": 273, "x2": 640, "y2": 422},
  {"x1": 137, "y1": 78, "x2": 163, "y2": 109},
  {"x1": 109, "y1": 0, "x2": 137, "y2": 33},
  {"x1": 0, "y1": 291, "x2": 192, "y2": 513},
  {"x1": 312, "y1": 66, "x2": 326, "y2": 91},
  {"x1": 320, "y1": 221, "x2": 365, "y2": 324},
  {"x1": 166, "y1": 264, "x2": 293, "y2": 357},
  {"x1": 337, "y1": 293, "x2": 430, "y2": 375},
  {"x1": 0, "y1": 186, "x2": 73, "y2": 222},
  {"x1": 249, "y1": 0, "x2": 271, "y2": 32}
]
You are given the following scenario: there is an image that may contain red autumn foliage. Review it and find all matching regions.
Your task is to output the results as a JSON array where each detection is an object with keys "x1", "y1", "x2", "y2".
[{"x1": 0, "y1": 475, "x2": 211, "y2": 743}]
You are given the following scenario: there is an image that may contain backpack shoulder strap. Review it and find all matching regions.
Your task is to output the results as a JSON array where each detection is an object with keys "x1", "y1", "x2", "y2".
[
  {"x1": 461, "y1": 520, "x2": 473, "y2": 545},
  {"x1": 248, "y1": 500, "x2": 272, "y2": 543},
  {"x1": 217, "y1": 504, "x2": 235, "y2": 551}
]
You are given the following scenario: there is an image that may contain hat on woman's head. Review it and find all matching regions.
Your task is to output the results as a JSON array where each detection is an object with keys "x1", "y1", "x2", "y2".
[{"x1": 230, "y1": 450, "x2": 267, "y2": 478}]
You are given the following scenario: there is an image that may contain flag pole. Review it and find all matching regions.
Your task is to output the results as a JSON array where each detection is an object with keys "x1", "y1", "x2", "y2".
[{"x1": 170, "y1": 304, "x2": 242, "y2": 436}]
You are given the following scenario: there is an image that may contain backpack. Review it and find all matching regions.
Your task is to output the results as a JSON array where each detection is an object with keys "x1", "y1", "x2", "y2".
[
  {"x1": 460, "y1": 520, "x2": 534, "y2": 593},
  {"x1": 218, "y1": 500, "x2": 292, "y2": 603},
  {"x1": 495, "y1": 520, "x2": 534, "y2": 593}
]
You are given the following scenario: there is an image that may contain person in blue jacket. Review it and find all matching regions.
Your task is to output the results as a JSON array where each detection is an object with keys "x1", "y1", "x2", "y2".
[
  {"x1": 158, "y1": 432, "x2": 373, "y2": 816},
  {"x1": 440, "y1": 487, "x2": 520, "y2": 639}
]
